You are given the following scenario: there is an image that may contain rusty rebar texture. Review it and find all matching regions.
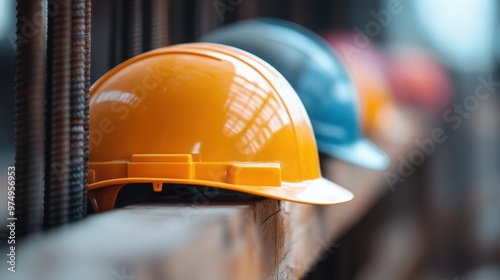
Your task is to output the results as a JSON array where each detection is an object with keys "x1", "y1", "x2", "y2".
[
  {"x1": 68, "y1": 0, "x2": 87, "y2": 222},
  {"x1": 14, "y1": 0, "x2": 46, "y2": 238},
  {"x1": 128, "y1": 0, "x2": 143, "y2": 57},
  {"x1": 150, "y1": 0, "x2": 170, "y2": 49},
  {"x1": 44, "y1": 0, "x2": 72, "y2": 229},
  {"x1": 82, "y1": 0, "x2": 91, "y2": 216}
]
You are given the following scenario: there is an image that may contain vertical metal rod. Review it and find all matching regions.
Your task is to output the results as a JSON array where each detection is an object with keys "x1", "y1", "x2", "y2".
[
  {"x1": 14, "y1": 0, "x2": 46, "y2": 238},
  {"x1": 194, "y1": 0, "x2": 219, "y2": 39},
  {"x1": 68, "y1": 0, "x2": 88, "y2": 222},
  {"x1": 44, "y1": 0, "x2": 72, "y2": 229},
  {"x1": 111, "y1": 0, "x2": 143, "y2": 64},
  {"x1": 149, "y1": 0, "x2": 170, "y2": 49},
  {"x1": 83, "y1": 0, "x2": 91, "y2": 216},
  {"x1": 109, "y1": 0, "x2": 122, "y2": 68},
  {"x1": 127, "y1": 0, "x2": 143, "y2": 57}
]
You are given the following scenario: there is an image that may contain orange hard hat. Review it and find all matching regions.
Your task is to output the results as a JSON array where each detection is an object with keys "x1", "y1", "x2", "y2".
[
  {"x1": 87, "y1": 43, "x2": 353, "y2": 212},
  {"x1": 323, "y1": 31, "x2": 398, "y2": 136}
]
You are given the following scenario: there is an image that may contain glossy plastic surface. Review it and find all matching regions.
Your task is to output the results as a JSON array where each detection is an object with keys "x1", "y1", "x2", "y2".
[
  {"x1": 88, "y1": 43, "x2": 353, "y2": 212},
  {"x1": 201, "y1": 19, "x2": 388, "y2": 170},
  {"x1": 323, "y1": 30, "x2": 398, "y2": 137}
]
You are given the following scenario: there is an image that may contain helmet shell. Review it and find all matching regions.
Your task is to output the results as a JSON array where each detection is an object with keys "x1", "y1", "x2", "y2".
[
  {"x1": 323, "y1": 30, "x2": 397, "y2": 137},
  {"x1": 201, "y1": 19, "x2": 388, "y2": 170},
  {"x1": 88, "y1": 43, "x2": 353, "y2": 211}
]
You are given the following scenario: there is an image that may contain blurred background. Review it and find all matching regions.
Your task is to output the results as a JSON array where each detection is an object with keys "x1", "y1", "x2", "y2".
[{"x1": 1, "y1": 0, "x2": 499, "y2": 279}]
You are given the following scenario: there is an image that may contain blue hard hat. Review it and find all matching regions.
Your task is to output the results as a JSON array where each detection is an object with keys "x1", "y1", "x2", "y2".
[{"x1": 200, "y1": 18, "x2": 389, "y2": 170}]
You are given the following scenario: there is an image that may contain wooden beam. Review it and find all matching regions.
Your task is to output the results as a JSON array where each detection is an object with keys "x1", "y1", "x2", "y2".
[{"x1": 0, "y1": 110, "x2": 424, "y2": 280}]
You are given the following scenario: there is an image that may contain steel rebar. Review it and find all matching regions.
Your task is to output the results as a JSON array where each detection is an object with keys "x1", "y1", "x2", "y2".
[{"x1": 14, "y1": 0, "x2": 46, "y2": 238}]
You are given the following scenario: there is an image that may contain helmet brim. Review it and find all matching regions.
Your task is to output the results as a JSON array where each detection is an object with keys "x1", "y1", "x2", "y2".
[
  {"x1": 88, "y1": 177, "x2": 353, "y2": 206},
  {"x1": 317, "y1": 137, "x2": 389, "y2": 170}
]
